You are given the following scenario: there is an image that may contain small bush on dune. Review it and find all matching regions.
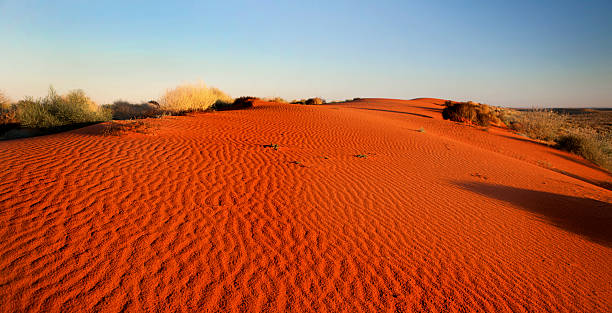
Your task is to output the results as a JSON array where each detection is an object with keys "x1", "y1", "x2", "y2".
[
  {"x1": 442, "y1": 101, "x2": 499, "y2": 127},
  {"x1": 305, "y1": 97, "x2": 325, "y2": 105},
  {"x1": 16, "y1": 87, "x2": 111, "y2": 128},
  {"x1": 557, "y1": 129, "x2": 611, "y2": 171},
  {"x1": 511, "y1": 109, "x2": 567, "y2": 142},
  {"x1": 108, "y1": 100, "x2": 161, "y2": 120},
  {"x1": 291, "y1": 97, "x2": 326, "y2": 105},
  {"x1": 159, "y1": 82, "x2": 232, "y2": 112},
  {"x1": 1, "y1": 91, "x2": 18, "y2": 126},
  {"x1": 0, "y1": 91, "x2": 10, "y2": 111},
  {"x1": 265, "y1": 97, "x2": 287, "y2": 103},
  {"x1": 213, "y1": 96, "x2": 257, "y2": 111}
]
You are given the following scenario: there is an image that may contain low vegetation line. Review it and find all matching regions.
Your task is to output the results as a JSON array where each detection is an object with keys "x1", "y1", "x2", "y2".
[{"x1": 442, "y1": 100, "x2": 611, "y2": 172}]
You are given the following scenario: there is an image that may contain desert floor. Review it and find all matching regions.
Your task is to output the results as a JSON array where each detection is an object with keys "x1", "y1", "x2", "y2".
[{"x1": 1, "y1": 98, "x2": 610, "y2": 312}]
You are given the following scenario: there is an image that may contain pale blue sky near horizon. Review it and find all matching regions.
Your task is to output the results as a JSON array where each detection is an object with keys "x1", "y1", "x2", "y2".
[{"x1": 1, "y1": 0, "x2": 611, "y2": 107}]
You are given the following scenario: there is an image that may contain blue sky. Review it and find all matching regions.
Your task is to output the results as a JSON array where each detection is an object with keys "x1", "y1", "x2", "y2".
[{"x1": 1, "y1": 0, "x2": 611, "y2": 107}]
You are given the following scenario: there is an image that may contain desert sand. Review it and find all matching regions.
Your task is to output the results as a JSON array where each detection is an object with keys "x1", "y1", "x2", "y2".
[{"x1": 0, "y1": 98, "x2": 610, "y2": 312}]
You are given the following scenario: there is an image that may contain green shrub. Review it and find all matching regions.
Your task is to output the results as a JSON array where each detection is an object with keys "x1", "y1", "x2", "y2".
[
  {"x1": 16, "y1": 87, "x2": 111, "y2": 128},
  {"x1": 159, "y1": 82, "x2": 233, "y2": 112}
]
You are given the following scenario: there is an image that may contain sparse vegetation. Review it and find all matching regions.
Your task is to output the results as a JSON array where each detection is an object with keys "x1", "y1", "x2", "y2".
[
  {"x1": 291, "y1": 97, "x2": 326, "y2": 105},
  {"x1": 507, "y1": 109, "x2": 567, "y2": 142},
  {"x1": 443, "y1": 100, "x2": 611, "y2": 172},
  {"x1": 418, "y1": 127, "x2": 425, "y2": 133},
  {"x1": 159, "y1": 82, "x2": 232, "y2": 112},
  {"x1": 16, "y1": 87, "x2": 111, "y2": 128},
  {"x1": 355, "y1": 154, "x2": 368, "y2": 158},
  {"x1": 556, "y1": 129, "x2": 611, "y2": 171},
  {"x1": 265, "y1": 97, "x2": 287, "y2": 103}
]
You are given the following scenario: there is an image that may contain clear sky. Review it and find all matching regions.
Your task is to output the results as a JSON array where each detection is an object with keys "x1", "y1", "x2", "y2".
[{"x1": 1, "y1": 0, "x2": 611, "y2": 107}]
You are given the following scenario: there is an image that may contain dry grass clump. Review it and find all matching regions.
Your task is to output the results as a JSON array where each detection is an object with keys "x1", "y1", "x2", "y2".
[
  {"x1": 264, "y1": 97, "x2": 288, "y2": 103},
  {"x1": 1, "y1": 91, "x2": 18, "y2": 126},
  {"x1": 0, "y1": 91, "x2": 10, "y2": 111},
  {"x1": 292, "y1": 97, "x2": 326, "y2": 105},
  {"x1": 306, "y1": 97, "x2": 325, "y2": 105},
  {"x1": 108, "y1": 100, "x2": 162, "y2": 120},
  {"x1": 442, "y1": 101, "x2": 502, "y2": 126},
  {"x1": 159, "y1": 82, "x2": 232, "y2": 112},
  {"x1": 16, "y1": 87, "x2": 111, "y2": 128},
  {"x1": 508, "y1": 109, "x2": 567, "y2": 142},
  {"x1": 556, "y1": 129, "x2": 611, "y2": 171}
]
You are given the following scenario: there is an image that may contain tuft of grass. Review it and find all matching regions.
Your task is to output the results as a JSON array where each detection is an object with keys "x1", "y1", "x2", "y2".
[
  {"x1": 159, "y1": 82, "x2": 232, "y2": 112},
  {"x1": 16, "y1": 87, "x2": 111, "y2": 128},
  {"x1": 418, "y1": 127, "x2": 425, "y2": 133},
  {"x1": 263, "y1": 143, "x2": 279, "y2": 150},
  {"x1": 354, "y1": 154, "x2": 368, "y2": 158}
]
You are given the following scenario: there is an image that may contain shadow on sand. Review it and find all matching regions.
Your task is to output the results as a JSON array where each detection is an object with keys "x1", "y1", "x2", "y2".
[
  {"x1": 456, "y1": 181, "x2": 612, "y2": 247},
  {"x1": 350, "y1": 107, "x2": 433, "y2": 119},
  {"x1": 0, "y1": 122, "x2": 100, "y2": 140}
]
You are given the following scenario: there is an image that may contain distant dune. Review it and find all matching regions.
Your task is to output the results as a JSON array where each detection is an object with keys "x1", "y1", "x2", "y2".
[{"x1": 0, "y1": 98, "x2": 610, "y2": 312}]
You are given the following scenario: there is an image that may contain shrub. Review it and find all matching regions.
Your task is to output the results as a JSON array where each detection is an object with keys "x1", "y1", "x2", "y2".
[
  {"x1": 442, "y1": 101, "x2": 497, "y2": 126},
  {"x1": 213, "y1": 96, "x2": 256, "y2": 111},
  {"x1": 556, "y1": 129, "x2": 611, "y2": 171},
  {"x1": 108, "y1": 100, "x2": 161, "y2": 120},
  {"x1": 265, "y1": 97, "x2": 287, "y2": 103},
  {"x1": 0, "y1": 91, "x2": 18, "y2": 126},
  {"x1": 1, "y1": 110, "x2": 18, "y2": 126},
  {"x1": 305, "y1": 97, "x2": 325, "y2": 105},
  {"x1": 512, "y1": 109, "x2": 567, "y2": 142},
  {"x1": 159, "y1": 82, "x2": 232, "y2": 112},
  {"x1": 16, "y1": 87, "x2": 111, "y2": 128},
  {"x1": 0, "y1": 91, "x2": 10, "y2": 111}
]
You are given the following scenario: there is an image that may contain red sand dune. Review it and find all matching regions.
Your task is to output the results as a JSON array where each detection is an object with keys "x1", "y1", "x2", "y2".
[{"x1": 0, "y1": 98, "x2": 610, "y2": 312}]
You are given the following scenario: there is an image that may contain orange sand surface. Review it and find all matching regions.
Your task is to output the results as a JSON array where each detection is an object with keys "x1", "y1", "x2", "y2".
[{"x1": 1, "y1": 98, "x2": 611, "y2": 312}]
